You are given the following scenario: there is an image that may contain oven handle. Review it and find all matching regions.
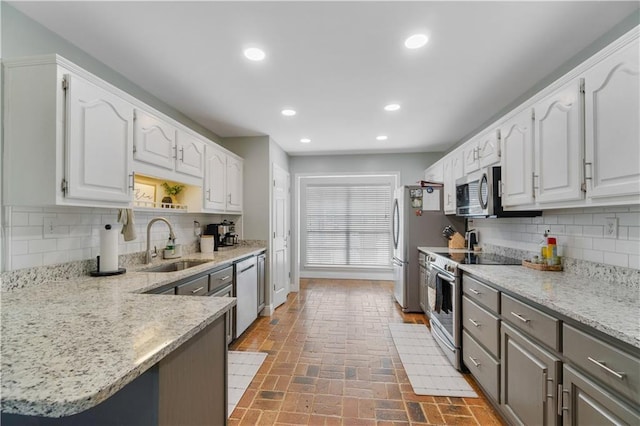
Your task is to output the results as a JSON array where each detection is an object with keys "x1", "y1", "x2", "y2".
[
  {"x1": 437, "y1": 272, "x2": 456, "y2": 283},
  {"x1": 431, "y1": 323, "x2": 456, "y2": 352}
]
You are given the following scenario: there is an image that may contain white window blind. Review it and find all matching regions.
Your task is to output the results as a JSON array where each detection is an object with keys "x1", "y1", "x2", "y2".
[{"x1": 302, "y1": 176, "x2": 393, "y2": 268}]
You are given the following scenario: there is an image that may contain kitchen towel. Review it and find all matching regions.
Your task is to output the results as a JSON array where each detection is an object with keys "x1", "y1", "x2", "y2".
[
  {"x1": 99, "y1": 224, "x2": 119, "y2": 272},
  {"x1": 117, "y1": 208, "x2": 137, "y2": 241}
]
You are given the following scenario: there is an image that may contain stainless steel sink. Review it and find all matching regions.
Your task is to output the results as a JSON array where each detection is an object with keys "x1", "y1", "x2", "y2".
[{"x1": 140, "y1": 260, "x2": 210, "y2": 273}]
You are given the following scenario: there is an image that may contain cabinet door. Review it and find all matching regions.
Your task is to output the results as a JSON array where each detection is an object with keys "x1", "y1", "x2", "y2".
[
  {"x1": 452, "y1": 151, "x2": 464, "y2": 180},
  {"x1": 501, "y1": 323, "x2": 561, "y2": 426},
  {"x1": 534, "y1": 79, "x2": 584, "y2": 204},
  {"x1": 584, "y1": 38, "x2": 640, "y2": 200},
  {"x1": 226, "y1": 156, "x2": 243, "y2": 212},
  {"x1": 479, "y1": 129, "x2": 501, "y2": 167},
  {"x1": 501, "y1": 109, "x2": 535, "y2": 207},
  {"x1": 65, "y1": 74, "x2": 133, "y2": 203},
  {"x1": 463, "y1": 141, "x2": 480, "y2": 174},
  {"x1": 204, "y1": 145, "x2": 227, "y2": 211},
  {"x1": 133, "y1": 109, "x2": 176, "y2": 170},
  {"x1": 175, "y1": 131, "x2": 205, "y2": 178},
  {"x1": 562, "y1": 364, "x2": 640, "y2": 426},
  {"x1": 443, "y1": 157, "x2": 456, "y2": 214}
]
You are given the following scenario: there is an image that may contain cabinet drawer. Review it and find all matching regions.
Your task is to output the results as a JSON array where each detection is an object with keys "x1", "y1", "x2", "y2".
[
  {"x1": 501, "y1": 293, "x2": 560, "y2": 351},
  {"x1": 209, "y1": 266, "x2": 233, "y2": 292},
  {"x1": 463, "y1": 275, "x2": 499, "y2": 313},
  {"x1": 176, "y1": 275, "x2": 209, "y2": 296},
  {"x1": 159, "y1": 286, "x2": 175, "y2": 295},
  {"x1": 463, "y1": 330, "x2": 500, "y2": 403},
  {"x1": 463, "y1": 296, "x2": 500, "y2": 357},
  {"x1": 563, "y1": 324, "x2": 640, "y2": 403}
]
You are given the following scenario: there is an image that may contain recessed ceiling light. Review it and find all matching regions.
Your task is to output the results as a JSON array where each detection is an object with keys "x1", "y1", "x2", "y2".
[
  {"x1": 244, "y1": 47, "x2": 266, "y2": 61},
  {"x1": 384, "y1": 104, "x2": 401, "y2": 112},
  {"x1": 281, "y1": 109, "x2": 297, "y2": 116},
  {"x1": 376, "y1": 135, "x2": 388, "y2": 141},
  {"x1": 300, "y1": 138, "x2": 311, "y2": 143},
  {"x1": 404, "y1": 34, "x2": 429, "y2": 49}
]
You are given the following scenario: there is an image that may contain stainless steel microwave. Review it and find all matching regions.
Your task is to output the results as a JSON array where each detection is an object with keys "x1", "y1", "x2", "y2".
[{"x1": 455, "y1": 166, "x2": 541, "y2": 218}]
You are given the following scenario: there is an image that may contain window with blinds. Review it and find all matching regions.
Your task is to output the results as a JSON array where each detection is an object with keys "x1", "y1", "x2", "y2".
[{"x1": 301, "y1": 175, "x2": 394, "y2": 268}]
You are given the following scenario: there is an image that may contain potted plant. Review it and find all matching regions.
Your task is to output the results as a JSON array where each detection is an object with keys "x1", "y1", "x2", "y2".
[{"x1": 161, "y1": 182, "x2": 184, "y2": 207}]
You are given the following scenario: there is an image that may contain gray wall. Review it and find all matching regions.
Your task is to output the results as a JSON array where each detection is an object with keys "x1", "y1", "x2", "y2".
[
  {"x1": 1, "y1": 2, "x2": 222, "y2": 143},
  {"x1": 289, "y1": 152, "x2": 442, "y2": 186}
]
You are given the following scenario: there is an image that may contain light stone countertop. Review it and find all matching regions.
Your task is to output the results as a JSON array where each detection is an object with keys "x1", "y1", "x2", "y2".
[
  {"x1": 458, "y1": 264, "x2": 640, "y2": 350},
  {"x1": 418, "y1": 246, "x2": 639, "y2": 349},
  {"x1": 1, "y1": 246, "x2": 266, "y2": 418}
]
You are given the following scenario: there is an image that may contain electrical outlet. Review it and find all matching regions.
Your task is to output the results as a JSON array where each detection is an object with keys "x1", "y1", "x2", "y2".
[
  {"x1": 43, "y1": 217, "x2": 57, "y2": 239},
  {"x1": 605, "y1": 217, "x2": 618, "y2": 239}
]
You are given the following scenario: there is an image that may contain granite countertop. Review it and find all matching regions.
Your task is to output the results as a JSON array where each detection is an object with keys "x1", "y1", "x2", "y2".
[
  {"x1": 458, "y1": 264, "x2": 639, "y2": 350},
  {"x1": 1, "y1": 246, "x2": 266, "y2": 418}
]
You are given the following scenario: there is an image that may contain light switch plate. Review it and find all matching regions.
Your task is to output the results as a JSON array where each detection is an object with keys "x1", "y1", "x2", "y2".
[{"x1": 605, "y1": 217, "x2": 618, "y2": 239}]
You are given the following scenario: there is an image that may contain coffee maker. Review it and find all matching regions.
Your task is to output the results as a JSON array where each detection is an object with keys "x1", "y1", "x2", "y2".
[{"x1": 204, "y1": 221, "x2": 237, "y2": 251}]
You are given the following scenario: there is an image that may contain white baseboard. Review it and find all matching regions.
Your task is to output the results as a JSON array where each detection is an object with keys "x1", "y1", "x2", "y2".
[
  {"x1": 300, "y1": 269, "x2": 393, "y2": 281},
  {"x1": 259, "y1": 303, "x2": 274, "y2": 316}
]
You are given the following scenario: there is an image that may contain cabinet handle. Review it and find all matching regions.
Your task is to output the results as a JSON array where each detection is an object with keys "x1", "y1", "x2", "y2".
[
  {"x1": 129, "y1": 172, "x2": 135, "y2": 190},
  {"x1": 559, "y1": 386, "x2": 570, "y2": 415},
  {"x1": 180, "y1": 147, "x2": 185, "y2": 162},
  {"x1": 587, "y1": 357, "x2": 625, "y2": 380},
  {"x1": 173, "y1": 145, "x2": 177, "y2": 159},
  {"x1": 240, "y1": 264, "x2": 255, "y2": 274},
  {"x1": 468, "y1": 318, "x2": 481, "y2": 327},
  {"x1": 191, "y1": 286, "x2": 205, "y2": 294},
  {"x1": 469, "y1": 288, "x2": 481, "y2": 295},
  {"x1": 510, "y1": 312, "x2": 530, "y2": 323},
  {"x1": 219, "y1": 276, "x2": 231, "y2": 281},
  {"x1": 468, "y1": 356, "x2": 480, "y2": 368},
  {"x1": 542, "y1": 371, "x2": 554, "y2": 402},
  {"x1": 228, "y1": 193, "x2": 232, "y2": 203}
]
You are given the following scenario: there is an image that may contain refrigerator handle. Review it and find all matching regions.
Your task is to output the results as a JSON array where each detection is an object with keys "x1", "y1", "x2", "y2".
[{"x1": 392, "y1": 198, "x2": 399, "y2": 249}]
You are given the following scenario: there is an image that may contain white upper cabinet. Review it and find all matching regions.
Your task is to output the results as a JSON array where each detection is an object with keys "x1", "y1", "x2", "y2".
[
  {"x1": 500, "y1": 108, "x2": 535, "y2": 207},
  {"x1": 463, "y1": 140, "x2": 481, "y2": 174},
  {"x1": 133, "y1": 109, "x2": 176, "y2": 171},
  {"x1": 443, "y1": 149, "x2": 463, "y2": 215},
  {"x1": 478, "y1": 129, "x2": 501, "y2": 168},
  {"x1": 175, "y1": 130, "x2": 205, "y2": 178},
  {"x1": 203, "y1": 144, "x2": 243, "y2": 213},
  {"x1": 65, "y1": 75, "x2": 134, "y2": 203},
  {"x1": 584, "y1": 37, "x2": 640, "y2": 201},
  {"x1": 533, "y1": 79, "x2": 584, "y2": 205},
  {"x1": 226, "y1": 156, "x2": 243, "y2": 212},
  {"x1": 424, "y1": 159, "x2": 444, "y2": 183},
  {"x1": 3, "y1": 57, "x2": 134, "y2": 208},
  {"x1": 133, "y1": 110, "x2": 205, "y2": 180}
]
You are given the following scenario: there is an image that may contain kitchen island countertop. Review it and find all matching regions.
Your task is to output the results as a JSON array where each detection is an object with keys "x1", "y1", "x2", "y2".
[{"x1": 1, "y1": 246, "x2": 266, "y2": 418}]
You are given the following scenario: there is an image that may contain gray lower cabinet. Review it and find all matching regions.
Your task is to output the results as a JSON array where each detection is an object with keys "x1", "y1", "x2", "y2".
[
  {"x1": 176, "y1": 275, "x2": 209, "y2": 296},
  {"x1": 561, "y1": 364, "x2": 640, "y2": 425},
  {"x1": 501, "y1": 322, "x2": 561, "y2": 426}
]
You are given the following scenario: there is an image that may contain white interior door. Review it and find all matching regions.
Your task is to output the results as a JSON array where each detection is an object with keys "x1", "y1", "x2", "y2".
[{"x1": 272, "y1": 164, "x2": 290, "y2": 309}]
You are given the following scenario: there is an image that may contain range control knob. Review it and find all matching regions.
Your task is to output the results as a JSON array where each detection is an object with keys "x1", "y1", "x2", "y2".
[{"x1": 446, "y1": 264, "x2": 455, "y2": 273}]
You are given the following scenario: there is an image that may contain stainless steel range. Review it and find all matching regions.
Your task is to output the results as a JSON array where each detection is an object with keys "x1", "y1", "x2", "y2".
[{"x1": 424, "y1": 250, "x2": 521, "y2": 370}]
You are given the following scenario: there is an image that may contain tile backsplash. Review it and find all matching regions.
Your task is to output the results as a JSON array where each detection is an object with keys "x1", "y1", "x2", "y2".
[
  {"x1": 3, "y1": 206, "x2": 241, "y2": 271},
  {"x1": 469, "y1": 205, "x2": 640, "y2": 269}
]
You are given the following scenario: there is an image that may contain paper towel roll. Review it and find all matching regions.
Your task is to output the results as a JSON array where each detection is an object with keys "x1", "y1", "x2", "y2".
[{"x1": 99, "y1": 224, "x2": 119, "y2": 272}]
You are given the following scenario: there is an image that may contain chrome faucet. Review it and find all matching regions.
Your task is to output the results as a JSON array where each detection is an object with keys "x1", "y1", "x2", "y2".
[{"x1": 146, "y1": 217, "x2": 176, "y2": 264}]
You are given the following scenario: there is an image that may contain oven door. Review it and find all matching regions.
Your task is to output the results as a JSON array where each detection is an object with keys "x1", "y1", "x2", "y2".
[{"x1": 426, "y1": 266, "x2": 461, "y2": 370}]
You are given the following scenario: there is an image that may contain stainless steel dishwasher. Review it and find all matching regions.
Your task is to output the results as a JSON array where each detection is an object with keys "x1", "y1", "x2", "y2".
[{"x1": 235, "y1": 256, "x2": 257, "y2": 338}]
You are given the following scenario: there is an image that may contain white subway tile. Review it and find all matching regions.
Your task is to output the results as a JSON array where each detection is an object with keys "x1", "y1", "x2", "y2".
[
  {"x1": 11, "y1": 240, "x2": 29, "y2": 255},
  {"x1": 582, "y1": 249, "x2": 604, "y2": 263},
  {"x1": 52, "y1": 225, "x2": 70, "y2": 237},
  {"x1": 29, "y1": 213, "x2": 55, "y2": 226},
  {"x1": 558, "y1": 215, "x2": 574, "y2": 225},
  {"x1": 618, "y1": 226, "x2": 629, "y2": 240},
  {"x1": 12, "y1": 207, "x2": 43, "y2": 213},
  {"x1": 615, "y1": 240, "x2": 640, "y2": 255},
  {"x1": 593, "y1": 238, "x2": 616, "y2": 252},
  {"x1": 12, "y1": 253, "x2": 43, "y2": 269},
  {"x1": 592, "y1": 214, "x2": 610, "y2": 225},
  {"x1": 526, "y1": 225, "x2": 538, "y2": 233},
  {"x1": 57, "y1": 238, "x2": 83, "y2": 250},
  {"x1": 603, "y1": 252, "x2": 628, "y2": 267},
  {"x1": 548, "y1": 225, "x2": 565, "y2": 235},
  {"x1": 532, "y1": 216, "x2": 544, "y2": 224},
  {"x1": 628, "y1": 255, "x2": 640, "y2": 270},
  {"x1": 565, "y1": 225, "x2": 583, "y2": 236},
  {"x1": 628, "y1": 227, "x2": 640, "y2": 241},
  {"x1": 11, "y1": 212, "x2": 30, "y2": 226},
  {"x1": 43, "y1": 251, "x2": 69, "y2": 266},
  {"x1": 573, "y1": 214, "x2": 593, "y2": 225},
  {"x1": 582, "y1": 225, "x2": 604, "y2": 237},
  {"x1": 616, "y1": 212, "x2": 640, "y2": 227},
  {"x1": 563, "y1": 246, "x2": 583, "y2": 259},
  {"x1": 12, "y1": 226, "x2": 44, "y2": 240},
  {"x1": 68, "y1": 248, "x2": 92, "y2": 262},
  {"x1": 69, "y1": 225, "x2": 92, "y2": 236},
  {"x1": 28, "y1": 239, "x2": 58, "y2": 253},
  {"x1": 543, "y1": 215, "x2": 558, "y2": 224}
]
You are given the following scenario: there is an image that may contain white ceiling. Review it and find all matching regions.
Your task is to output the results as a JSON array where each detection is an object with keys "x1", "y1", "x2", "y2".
[{"x1": 9, "y1": 1, "x2": 639, "y2": 155}]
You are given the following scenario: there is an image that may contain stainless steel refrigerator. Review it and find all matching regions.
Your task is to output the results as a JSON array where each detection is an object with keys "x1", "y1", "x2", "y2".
[{"x1": 392, "y1": 185, "x2": 464, "y2": 312}]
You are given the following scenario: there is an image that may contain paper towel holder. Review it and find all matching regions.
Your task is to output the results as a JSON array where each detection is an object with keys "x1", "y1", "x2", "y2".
[{"x1": 90, "y1": 255, "x2": 126, "y2": 276}]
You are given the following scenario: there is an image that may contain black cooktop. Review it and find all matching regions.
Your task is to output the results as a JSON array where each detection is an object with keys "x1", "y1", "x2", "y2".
[{"x1": 433, "y1": 252, "x2": 522, "y2": 265}]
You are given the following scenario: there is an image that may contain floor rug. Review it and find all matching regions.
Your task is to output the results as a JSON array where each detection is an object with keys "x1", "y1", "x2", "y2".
[
  {"x1": 389, "y1": 323, "x2": 477, "y2": 398},
  {"x1": 227, "y1": 351, "x2": 268, "y2": 416}
]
